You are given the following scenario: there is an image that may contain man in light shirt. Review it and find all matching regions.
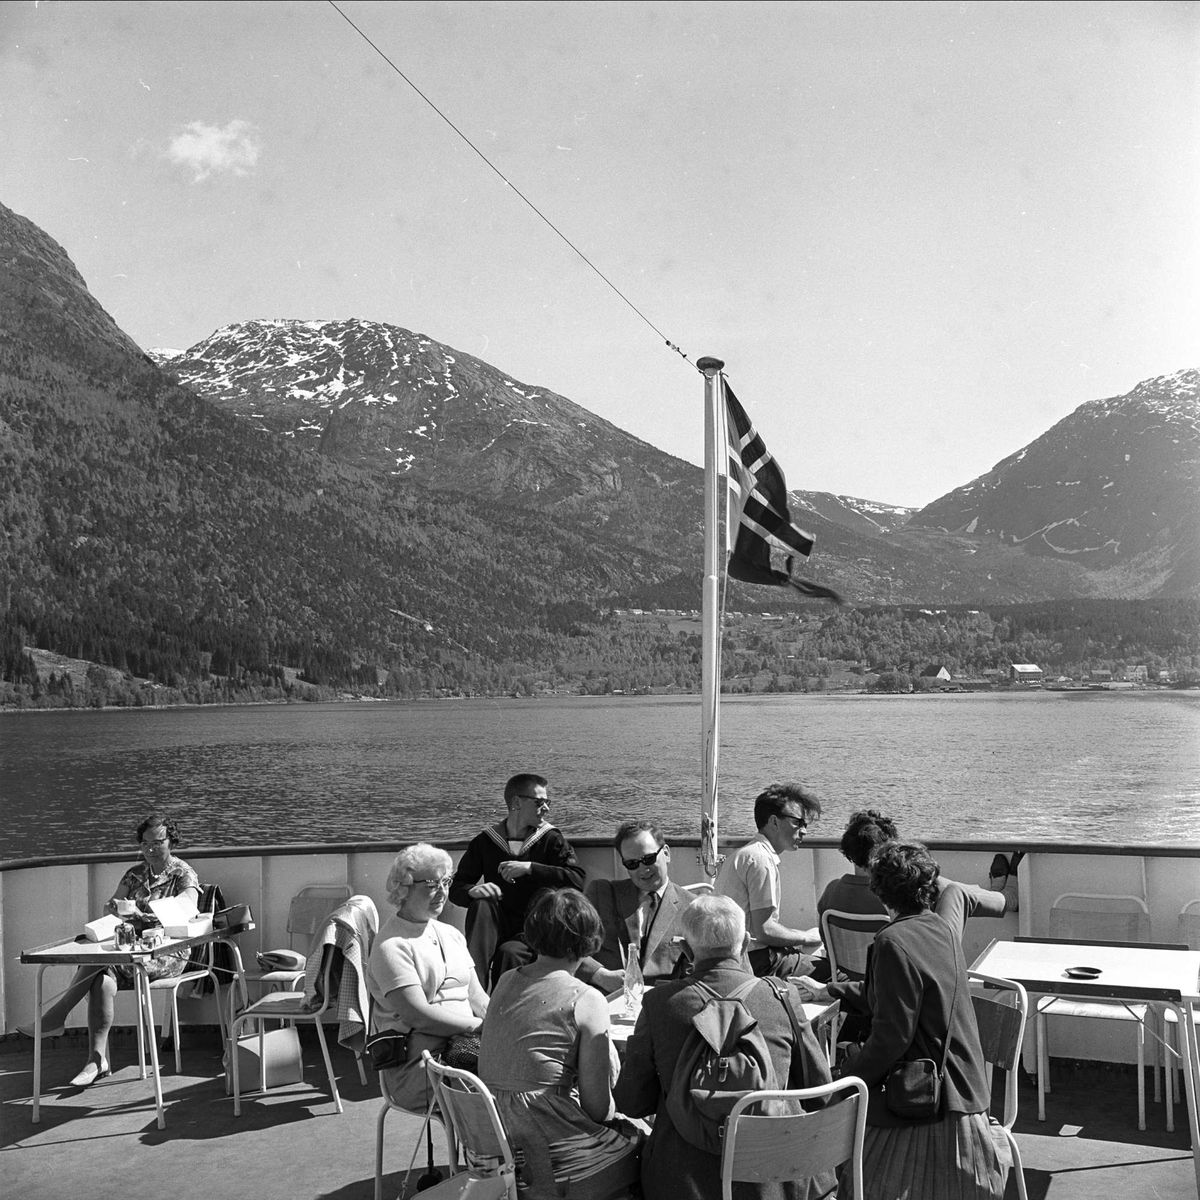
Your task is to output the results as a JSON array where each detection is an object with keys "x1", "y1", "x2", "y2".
[{"x1": 715, "y1": 782, "x2": 822, "y2": 978}]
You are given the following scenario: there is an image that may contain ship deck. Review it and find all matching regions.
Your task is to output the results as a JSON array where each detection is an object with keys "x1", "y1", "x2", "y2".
[{"x1": 1, "y1": 1028, "x2": 1195, "y2": 1200}]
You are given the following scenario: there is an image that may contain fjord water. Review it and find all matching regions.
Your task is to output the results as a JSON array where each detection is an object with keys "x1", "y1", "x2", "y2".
[{"x1": 2, "y1": 691, "x2": 1198, "y2": 861}]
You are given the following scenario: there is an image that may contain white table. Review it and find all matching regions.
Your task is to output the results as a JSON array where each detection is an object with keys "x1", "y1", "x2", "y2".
[
  {"x1": 972, "y1": 937, "x2": 1200, "y2": 1196},
  {"x1": 22, "y1": 927, "x2": 251, "y2": 1129},
  {"x1": 608, "y1": 990, "x2": 840, "y2": 1062}
]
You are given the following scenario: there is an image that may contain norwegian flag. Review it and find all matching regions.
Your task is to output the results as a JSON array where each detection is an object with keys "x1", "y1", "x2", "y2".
[{"x1": 724, "y1": 381, "x2": 842, "y2": 603}]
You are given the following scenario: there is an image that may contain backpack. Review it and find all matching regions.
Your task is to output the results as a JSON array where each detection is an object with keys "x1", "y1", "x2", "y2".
[{"x1": 665, "y1": 976, "x2": 783, "y2": 1154}]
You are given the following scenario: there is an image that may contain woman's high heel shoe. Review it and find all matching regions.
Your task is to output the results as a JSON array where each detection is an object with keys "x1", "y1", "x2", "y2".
[
  {"x1": 68, "y1": 1059, "x2": 110, "y2": 1088},
  {"x1": 17, "y1": 1021, "x2": 67, "y2": 1039}
]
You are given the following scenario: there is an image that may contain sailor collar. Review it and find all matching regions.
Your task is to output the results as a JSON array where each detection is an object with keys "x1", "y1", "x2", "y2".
[{"x1": 485, "y1": 819, "x2": 555, "y2": 856}]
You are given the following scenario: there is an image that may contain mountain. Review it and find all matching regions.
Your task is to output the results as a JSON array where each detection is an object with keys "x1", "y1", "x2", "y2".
[
  {"x1": 791, "y1": 492, "x2": 916, "y2": 537},
  {"x1": 3, "y1": 197, "x2": 1197, "y2": 711},
  {"x1": 0, "y1": 200, "x2": 694, "y2": 701},
  {"x1": 908, "y1": 370, "x2": 1200, "y2": 596},
  {"x1": 157, "y1": 317, "x2": 1199, "y2": 603}
]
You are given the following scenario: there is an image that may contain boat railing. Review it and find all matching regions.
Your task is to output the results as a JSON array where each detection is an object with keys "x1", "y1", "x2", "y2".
[{"x1": 3, "y1": 837, "x2": 1198, "y2": 1067}]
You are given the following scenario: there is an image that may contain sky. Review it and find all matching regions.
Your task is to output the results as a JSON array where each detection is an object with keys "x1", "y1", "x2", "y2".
[{"x1": 2, "y1": 0, "x2": 1197, "y2": 507}]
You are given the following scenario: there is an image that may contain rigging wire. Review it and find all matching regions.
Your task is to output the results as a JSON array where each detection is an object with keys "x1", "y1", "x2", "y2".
[{"x1": 325, "y1": 0, "x2": 693, "y2": 369}]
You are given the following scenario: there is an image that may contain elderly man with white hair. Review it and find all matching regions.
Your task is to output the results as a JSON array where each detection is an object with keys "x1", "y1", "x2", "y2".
[
  {"x1": 366, "y1": 842, "x2": 489, "y2": 1111},
  {"x1": 613, "y1": 894, "x2": 836, "y2": 1200}
]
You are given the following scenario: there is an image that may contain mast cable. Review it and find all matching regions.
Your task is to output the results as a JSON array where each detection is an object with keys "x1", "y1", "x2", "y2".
[{"x1": 325, "y1": 1, "x2": 693, "y2": 368}]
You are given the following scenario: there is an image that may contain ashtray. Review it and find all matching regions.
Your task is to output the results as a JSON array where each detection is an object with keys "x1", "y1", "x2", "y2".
[{"x1": 1064, "y1": 966, "x2": 1102, "y2": 979}]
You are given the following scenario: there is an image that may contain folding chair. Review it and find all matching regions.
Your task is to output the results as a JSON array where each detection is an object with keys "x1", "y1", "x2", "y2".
[
  {"x1": 970, "y1": 970, "x2": 1030, "y2": 1200},
  {"x1": 721, "y1": 1076, "x2": 869, "y2": 1200},
  {"x1": 404, "y1": 1051, "x2": 519, "y2": 1200},
  {"x1": 1035, "y1": 893, "x2": 1154, "y2": 1130}
]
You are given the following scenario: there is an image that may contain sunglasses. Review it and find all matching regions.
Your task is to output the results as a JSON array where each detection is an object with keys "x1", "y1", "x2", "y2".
[{"x1": 621, "y1": 845, "x2": 667, "y2": 871}]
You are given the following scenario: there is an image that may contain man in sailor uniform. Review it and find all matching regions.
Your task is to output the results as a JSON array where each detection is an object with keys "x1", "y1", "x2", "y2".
[{"x1": 448, "y1": 772, "x2": 585, "y2": 989}]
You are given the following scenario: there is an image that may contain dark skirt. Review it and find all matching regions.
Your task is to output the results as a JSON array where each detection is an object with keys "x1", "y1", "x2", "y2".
[{"x1": 862, "y1": 1111, "x2": 1011, "y2": 1200}]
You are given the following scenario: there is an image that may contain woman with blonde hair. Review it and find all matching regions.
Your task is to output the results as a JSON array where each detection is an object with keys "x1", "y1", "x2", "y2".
[{"x1": 366, "y1": 843, "x2": 488, "y2": 1111}]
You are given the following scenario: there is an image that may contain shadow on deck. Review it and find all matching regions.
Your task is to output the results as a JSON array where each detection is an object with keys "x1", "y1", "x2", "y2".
[{"x1": 1, "y1": 1033, "x2": 1195, "y2": 1199}]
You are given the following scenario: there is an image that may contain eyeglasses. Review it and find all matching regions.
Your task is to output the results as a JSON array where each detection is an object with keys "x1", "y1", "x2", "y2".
[
  {"x1": 515, "y1": 794, "x2": 550, "y2": 806},
  {"x1": 621, "y1": 845, "x2": 667, "y2": 871},
  {"x1": 778, "y1": 814, "x2": 808, "y2": 833},
  {"x1": 410, "y1": 876, "x2": 453, "y2": 893}
]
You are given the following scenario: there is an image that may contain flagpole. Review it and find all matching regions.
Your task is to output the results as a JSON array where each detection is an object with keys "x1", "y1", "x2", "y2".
[{"x1": 696, "y1": 355, "x2": 725, "y2": 878}]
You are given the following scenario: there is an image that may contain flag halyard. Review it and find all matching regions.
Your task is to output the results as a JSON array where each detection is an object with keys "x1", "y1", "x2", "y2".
[{"x1": 723, "y1": 381, "x2": 842, "y2": 603}]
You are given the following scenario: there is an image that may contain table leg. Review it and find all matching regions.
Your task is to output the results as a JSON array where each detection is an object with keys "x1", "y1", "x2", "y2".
[
  {"x1": 137, "y1": 969, "x2": 166, "y2": 1130},
  {"x1": 31, "y1": 966, "x2": 46, "y2": 1124}
]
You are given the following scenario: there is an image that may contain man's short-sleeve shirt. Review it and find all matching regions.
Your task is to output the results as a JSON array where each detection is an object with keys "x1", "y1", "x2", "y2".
[{"x1": 714, "y1": 833, "x2": 780, "y2": 953}]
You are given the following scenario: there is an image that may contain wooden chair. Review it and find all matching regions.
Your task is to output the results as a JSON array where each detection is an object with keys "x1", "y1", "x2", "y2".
[
  {"x1": 1035, "y1": 894, "x2": 1154, "y2": 1129},
  {"x1": 721, "y1": 1076, "x2": 869, "y2": 1200},
  {"x1": 970, "y1": 970, "x2": 1030, "y2": 1200}
]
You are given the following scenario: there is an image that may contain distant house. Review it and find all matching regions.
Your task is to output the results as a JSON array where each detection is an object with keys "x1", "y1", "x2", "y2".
[
  {"x1": 1124, "y1": 664, "x2": 1149, "y2": 683},
  {"x1": 1088, "y1": 668, "x2": 1113, "y2": 682},
  {"x1": 920, "y1": 664, "x2": 952, "y2": 683},
  {"x1": 1010, "y1": 664, "x2": 1044, "y2": 683}
]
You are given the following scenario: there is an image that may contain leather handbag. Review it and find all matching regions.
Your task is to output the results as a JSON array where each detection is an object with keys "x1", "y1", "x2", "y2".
[
  {"x1": 365, "y1": 1029, "x2": 410, "y2": 1071},
  {"x1": 885, "y1": 1056, "x2": 943, "y2": 1118},
  {"x1": 885, "y1": 966, "x2": 958, "y2": 1119}
]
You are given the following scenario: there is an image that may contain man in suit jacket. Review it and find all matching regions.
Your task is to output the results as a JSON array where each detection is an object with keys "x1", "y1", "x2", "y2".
[
  {"x1": 613, "y1": 894, "x2": 836, "y2": 1200},
  {"x1": 576, "y1": 819, "x2": 696, "y2": 991}
]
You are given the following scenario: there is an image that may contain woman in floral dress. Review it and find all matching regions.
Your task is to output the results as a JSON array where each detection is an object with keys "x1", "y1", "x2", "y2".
[{"x1": 20, "y1": 810, "x2": 199, "y2": 1086}]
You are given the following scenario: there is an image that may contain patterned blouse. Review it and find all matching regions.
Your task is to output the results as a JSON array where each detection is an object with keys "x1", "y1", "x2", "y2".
[{"x1": 114, "y1": 856, "x2": 200, "y2": 983}]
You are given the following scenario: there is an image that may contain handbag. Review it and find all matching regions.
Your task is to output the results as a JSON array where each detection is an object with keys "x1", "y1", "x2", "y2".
[
  {"x1": 442, "y1": 1031, "x2": 481, "y2": 1073},
  {"x1": 885, "y1": 1056, "x2": 943, "y2": 1118},
  {"x1": 884, "y1": 962, "x2": 959, "y2": 1120},
  {"x1": 365, "y1": 1029, "x2": 410, "y2": 1071}
]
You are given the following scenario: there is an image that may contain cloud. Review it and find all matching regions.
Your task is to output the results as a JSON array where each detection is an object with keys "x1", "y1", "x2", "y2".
[{"x1": 166, "y1": 119, "x2": 261, "y2": 182}]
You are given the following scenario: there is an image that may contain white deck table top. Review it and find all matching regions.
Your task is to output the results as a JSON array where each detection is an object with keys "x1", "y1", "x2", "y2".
[{"x1": 971, "y1": 938, "x2": 1200, "y2": 1003}]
